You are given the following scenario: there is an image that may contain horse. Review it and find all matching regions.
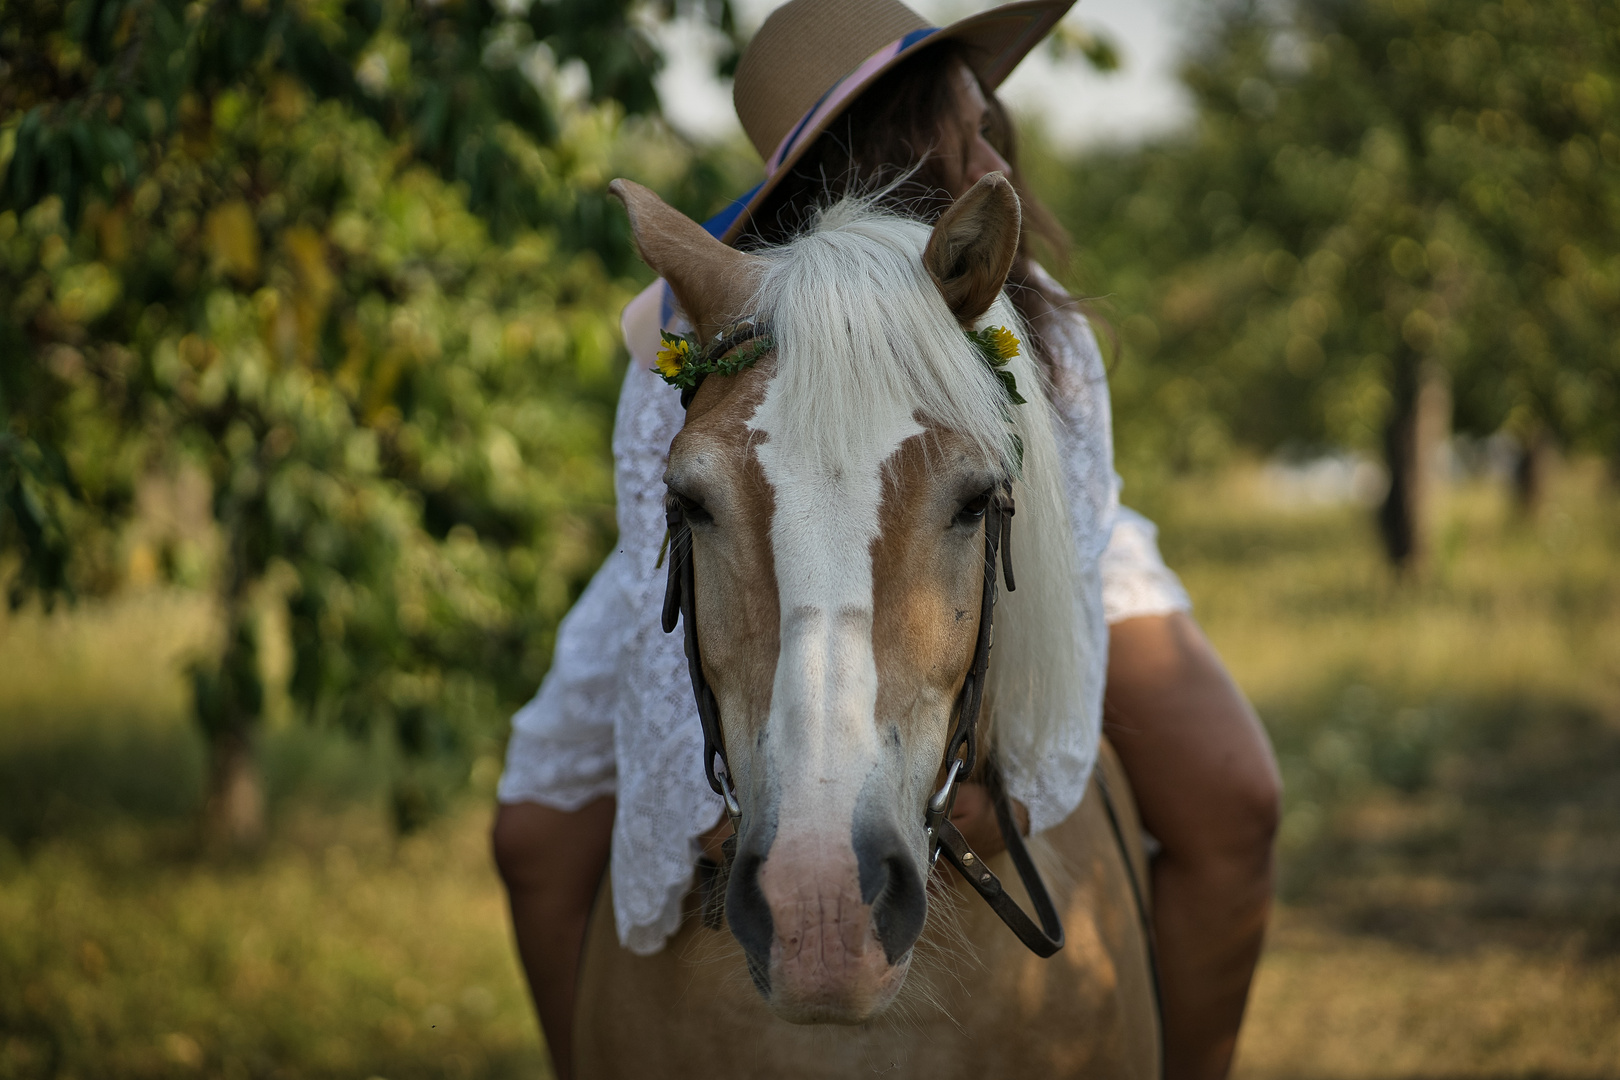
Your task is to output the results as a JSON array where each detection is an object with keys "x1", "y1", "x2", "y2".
[{"x1": 574, "y1": 173, "x2": 1161, "y2": 1078}]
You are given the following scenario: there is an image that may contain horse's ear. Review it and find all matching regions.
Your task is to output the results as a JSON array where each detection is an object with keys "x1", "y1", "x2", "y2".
[
  {"x1": 609, "y1": 179, "x2": 763, "y2": 338},
  {"x1": 923, "y1": 172, "x2": 1022, "y2": 326}
]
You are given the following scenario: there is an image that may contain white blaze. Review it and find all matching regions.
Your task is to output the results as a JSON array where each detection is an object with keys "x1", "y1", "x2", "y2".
[{"x1": 749, "y1": 384, "x2": 922, "y2": 827}]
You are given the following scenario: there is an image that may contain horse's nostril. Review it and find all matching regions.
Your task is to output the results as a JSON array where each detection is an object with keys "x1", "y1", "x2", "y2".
[
  {"x1": 726, "y1": 846, "x2": 774, "y2": 990},
  {"x1": 864, "y1": 844, "x2": 928, "y2": 964}
]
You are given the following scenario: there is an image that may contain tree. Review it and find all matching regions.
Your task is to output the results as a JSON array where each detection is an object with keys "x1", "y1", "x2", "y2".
[
  {"x1": 1041, "y1": 0, "x2": 1620, "y2": 567},
  {"x1": 0, "y1": 0, "x2": 750, "y2": 842}
]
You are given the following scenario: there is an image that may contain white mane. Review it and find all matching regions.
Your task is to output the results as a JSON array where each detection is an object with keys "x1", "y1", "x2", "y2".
[{"x1": 745, "y1": 197, "x2": 1099, "y2": 774}]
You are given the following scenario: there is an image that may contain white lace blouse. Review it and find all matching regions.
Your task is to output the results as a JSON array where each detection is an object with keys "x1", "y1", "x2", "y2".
[{"x1": 498, "y1": 276, "x2": 1191, "y2": 955}]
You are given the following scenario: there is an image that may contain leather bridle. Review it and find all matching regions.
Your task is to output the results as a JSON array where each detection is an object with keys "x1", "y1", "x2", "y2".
[
  {"x1": 660, "y1": 323, "x2": 1065, "y2": 958},
  {"x1": 920, "y1": 483, "x2": 1065, "y2": 958}
]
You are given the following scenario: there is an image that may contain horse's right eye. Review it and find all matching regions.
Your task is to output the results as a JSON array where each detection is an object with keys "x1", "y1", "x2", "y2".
[{"x1": 954, "y1": 490, "x2": 992, "y2": 527}]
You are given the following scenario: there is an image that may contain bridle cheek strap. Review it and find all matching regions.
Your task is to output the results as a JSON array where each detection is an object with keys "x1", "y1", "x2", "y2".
[
  {"x1": 663, "y1": 498, "x2": 738, "y2": 822},
  {"x1": 922, "y1": 484, "x2": 1065, "y2": 957}
]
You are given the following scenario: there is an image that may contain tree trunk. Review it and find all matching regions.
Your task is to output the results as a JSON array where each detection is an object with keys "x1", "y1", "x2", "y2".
[
  {"x1": 195, "y1": 609, "x2": 267, "y2": 850},
  {"x1": 204, "y1": 724, "x2": 265, "y2": 849},
  {"x1": 1513, "y1": 428, "x2": 1556, "y2": 516},
  {"x1": 1379, "y1": 355, "x2": 1450, "y2": 572}
]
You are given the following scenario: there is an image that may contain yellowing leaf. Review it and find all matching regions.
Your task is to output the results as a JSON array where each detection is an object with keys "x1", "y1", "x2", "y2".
[{"x1": 205, "y1": 200, "x2": 260, "y2": 283}]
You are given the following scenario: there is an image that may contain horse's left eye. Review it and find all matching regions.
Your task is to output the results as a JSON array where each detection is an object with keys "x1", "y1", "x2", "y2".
[{"x1": 954, "y1": 490, "x2": 992, "y2": 527}]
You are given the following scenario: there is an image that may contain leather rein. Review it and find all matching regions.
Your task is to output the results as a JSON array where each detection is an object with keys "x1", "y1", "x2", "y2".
[{"x1": 661, "y1": 323, "x2": 1065, "y2": 959}]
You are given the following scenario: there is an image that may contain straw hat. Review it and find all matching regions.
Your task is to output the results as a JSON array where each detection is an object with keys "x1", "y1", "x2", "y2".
[{"x1": 708, "y1": 0, "x2": 1077, "y2": 244}]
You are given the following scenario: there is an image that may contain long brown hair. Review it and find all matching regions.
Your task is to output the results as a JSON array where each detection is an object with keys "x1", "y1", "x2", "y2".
[{"x1": 736, "y1": 43, "x2": 1073, "y2": 370}]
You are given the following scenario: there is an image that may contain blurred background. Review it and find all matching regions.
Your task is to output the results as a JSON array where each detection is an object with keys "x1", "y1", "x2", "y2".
[{"x1": 1, "y1": 0, "x2": 1616, "y2": 1075}]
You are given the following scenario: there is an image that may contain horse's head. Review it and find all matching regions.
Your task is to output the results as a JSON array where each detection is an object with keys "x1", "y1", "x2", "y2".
[{"x1": 611, "y1": 175, "x2": 1085, "y2": 1024}]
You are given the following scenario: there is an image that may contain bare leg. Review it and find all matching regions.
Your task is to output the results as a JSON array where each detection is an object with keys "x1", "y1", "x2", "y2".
[
  {"x1": 1104, "y1": 613, "x2": 1281, "y2": 1080},
  {"x1": 492, "y1": 797, "x2": 615, "y2": 1080}
]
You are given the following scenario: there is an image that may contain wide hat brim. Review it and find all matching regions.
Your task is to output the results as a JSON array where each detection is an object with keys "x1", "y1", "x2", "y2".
[{"x1": 709, "y1": 0, "x2": 1078, "y2": 246}]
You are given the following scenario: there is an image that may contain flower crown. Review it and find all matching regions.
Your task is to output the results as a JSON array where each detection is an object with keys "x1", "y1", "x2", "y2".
[
  {"x1": 654, "y1": 324, "x2": 775, "y2": 393},
  {"x1": 654, "y1": 323, "x2": 1027, "y2": 405}
]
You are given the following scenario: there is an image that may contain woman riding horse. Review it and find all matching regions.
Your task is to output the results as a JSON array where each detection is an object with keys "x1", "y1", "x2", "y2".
[{"x1": 493, "y1": 2, "x2": 1281, "y2": 1077}]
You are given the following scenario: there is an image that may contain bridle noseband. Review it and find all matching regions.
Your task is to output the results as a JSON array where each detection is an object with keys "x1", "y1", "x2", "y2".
[{"x1": 660, "y1": 322, "x2": 1064, "y2": 958}]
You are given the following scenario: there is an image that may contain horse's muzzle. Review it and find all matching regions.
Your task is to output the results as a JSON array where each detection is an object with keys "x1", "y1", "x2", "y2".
[{"x1": 727, "y1": 819, "x2": 926, "y2": 1024}]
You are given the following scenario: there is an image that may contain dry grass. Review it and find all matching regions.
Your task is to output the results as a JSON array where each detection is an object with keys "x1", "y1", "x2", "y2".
[
  {"x1": 0, "y1": 595, "x2": 543, "y2": 1080},
  {"x1": 1142, "y1": 462, "x2": 1620, "y2": 1079},
  {"x1": 1241, "y1": 912, "x2": 1620, "y2": 1080},
  {"x1": 1, "y1": 462, "x2": 1616, "y2": 1079},
  {"x1": 0, "y1": 804, "x2": 542, "y2": 1080},
  {"x1": 0, "y1": 589, "x2": 215, "y2": 731}
]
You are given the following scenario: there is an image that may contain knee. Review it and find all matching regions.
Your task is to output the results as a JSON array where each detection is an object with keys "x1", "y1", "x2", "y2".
[
  {"x1": 1165, "y1": 751, "x2": 1282, "y2": 876},
  {"x1": 1234, "y1": 756, "x2": 1282, "y2": 856},
  {"x1": 1204, "y1": 747, "x2": 1282, "y2": 877},
  {"x1": 491, "y1": 802, "x2": 542, "y2": 891},
  {"x1": 1157, "y1": 766, "x2": 1279, "y2": 900},
  {"x1": 491, "y1": 797, "x2": 615, "y2": 901}
]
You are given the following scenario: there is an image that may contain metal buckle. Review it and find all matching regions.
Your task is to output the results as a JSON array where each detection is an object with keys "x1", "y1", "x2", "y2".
[
  {"x1": 715, "y1": 754, "x2": 742, "y2": 828},
  {"x1": 924, "y1": 755, "x2": 965, "y2": 864},
  {"x1": 929, "y1": 756, "x2": 965, "y2": 817}
]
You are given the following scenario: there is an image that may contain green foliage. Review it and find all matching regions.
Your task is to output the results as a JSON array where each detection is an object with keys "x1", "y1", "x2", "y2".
[
  {"x1": 0, "y1": 0, "x2": 753, "y2": 827},
  {"x1": 651, "y1": 326, "x2": 772, "y2": 391},
  {"x1": 2, "y1": 83, "x2": 630, "y2": 820},
  {"x1": 1041, "y1": 0, "x2": 1620, "y2": 483},
  {"x1": 0, "y1": 0, "x2": 678, "y2": 241},
  {"x1": 1046, "y1": 21, "x2": 1122, "y2": 74}
]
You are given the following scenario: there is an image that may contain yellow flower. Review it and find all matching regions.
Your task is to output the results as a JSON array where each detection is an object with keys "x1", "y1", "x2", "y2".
[
  {"x1": 655, "y1": 335, "x2": 692, "y2": 380},
  {"x1": 985, "y1": 325, "x2": 1020, "y2": 363}
]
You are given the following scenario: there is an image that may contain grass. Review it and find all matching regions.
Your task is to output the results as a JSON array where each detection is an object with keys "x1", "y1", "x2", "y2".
[
  {"x1": 0, "y1": 595, "x2": 541, "y2": 1080},
  {"x1": 1143, "y1": 462, "x2": 1620, "y2": 1079},
  {"x1": 0, "y1": 807, "x2": 539, "y2": 1080},
  {"x1": 1, "y1": 462, "x2": 1616, "y2": 1079}
]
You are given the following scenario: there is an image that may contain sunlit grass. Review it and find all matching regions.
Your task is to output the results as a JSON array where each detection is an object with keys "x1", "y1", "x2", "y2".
[
  {"x1": 0, "y1": 590, "x2": 215, "y2": 735},
  {"x1": 1242, "y1": 913, "x2": 1620, "y2": 1080}
]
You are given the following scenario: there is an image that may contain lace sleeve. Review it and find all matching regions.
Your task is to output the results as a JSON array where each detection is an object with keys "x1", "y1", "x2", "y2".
[
  {"x1": 495, "y1": 553, "x2": 625, "y2": 810},
  {"x1": 1028, "y1": 275, "x2": 1118, "y2": 570},
  {"x1": 607, "y1": 284, "x2": 729, "y2": 955},
  {"x1": 1101, "y1": 506, "x2": 1193, "y2": 624}
]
